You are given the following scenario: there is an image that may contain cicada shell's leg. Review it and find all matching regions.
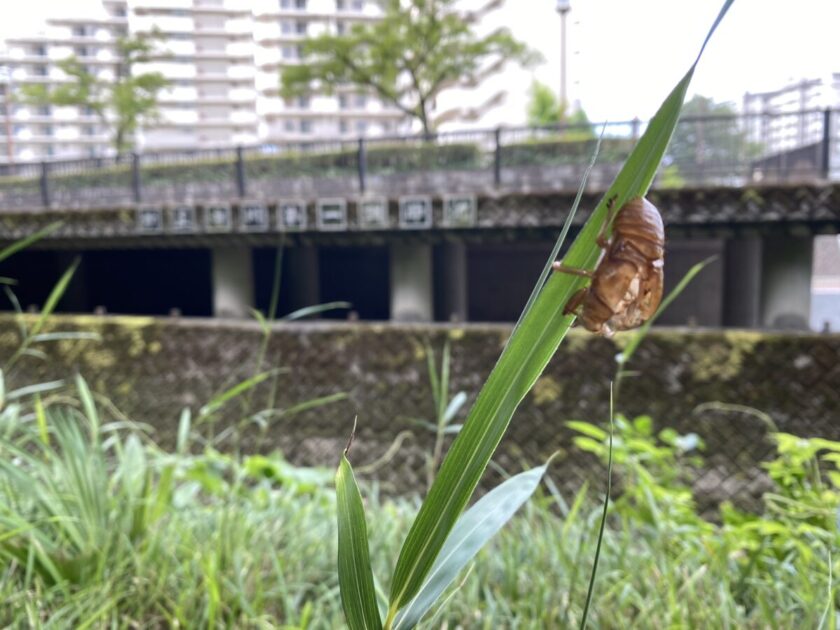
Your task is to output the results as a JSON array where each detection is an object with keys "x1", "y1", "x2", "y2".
[
  {"x1": 551, "y1": 262, "x2": 594, "y2": 278},
  {"x1": 563, "y1": 287, "x2": 588, "y2": 316}
]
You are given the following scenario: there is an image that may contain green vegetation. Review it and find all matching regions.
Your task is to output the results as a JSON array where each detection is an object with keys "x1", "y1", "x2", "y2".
[
  {"x1": 280, "y1": 0, "x2": 538, "y2": 135},
  {"x1": 20, "y1": 31, "x2": 169, "y2": 156},
  {"x1": 0, "y1": 382, "x2": 834, "y2": 628}
]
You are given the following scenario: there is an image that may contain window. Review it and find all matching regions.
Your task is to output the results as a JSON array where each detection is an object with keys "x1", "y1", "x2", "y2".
[
  {"x1": 72, "y1": 25, "x2": 86, "y2": 37},
  {"x1": 338, "y1": 94, "x2": 348, "y2": 109},
  {"x1": 355, "y1": 120, "x2": 367, "y2": 134},
  {"x1": 46, "y1": 145, "x2": 55, "y2": 156},
  {"x1": 32, "y1": 44, "x2": 47, "y2": 56},
  {"x1": 75, "y1": 46, "x2": 89, "y2": 57},
  {"x1": 281, "y1": 21, "x2": 293, "y2": 34},
  {"x1": 34, "y1": 65, "x2": 48, "y2": 77},
  {"x1": 339, "y1": 120, "x2": 348, "y2": 134},
  {"x1": 83, "y1": 105, "x2": 96, "y2": 116},
  {"x1": 336, "y1": 22, "x2": 346, "y2": 34},
  {"x1": 336, "y1": 0, "x2": 345, "y2": 9},
  {"x1": 281, "y1": 0, "x2": 306, "y2": 8},
  {"x1": 38, "y1": 105, "x2": 51, "y2": 116},
  {"x1": 113, "y1": 6, "x2": 127, "y2": 17},
  {"x1": 353, "y1": 0, "x2": 364, "y2": 8},
  {"x1": 284, "y1": 119, "x2": 296, "y2": 132},
  {"x1": 296, "y1": 21, "x2": 307, "y2": 34},
  {"x1": 13, "y1": 124, "x2": 24, "y2": 136},
  {"x1": 300, "y1": 120, "x2": 312, "y2": 133},
  {"x1": 354, "y1": 94, "x2": 367, "y2": 108},
  {"x1": 298, "y1": 96, "x2": 310, "y2": 108},
  {"x1": 83, "y1": 125, "x2": 96, "y2": 136},
  {"x1": 42, "y1": 124, "x2": 53, "y2": 136}
]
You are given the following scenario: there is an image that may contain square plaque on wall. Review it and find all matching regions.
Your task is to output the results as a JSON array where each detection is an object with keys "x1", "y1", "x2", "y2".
[
  {"x1": 443, "y1": 195, "x2": 477, "y2": 228},
  {"x1": 205, "y1": 204, "x2": 233, "y2": 232},
  {"x1": 278, "y1": 200, "x2": 308, "y2": 230},
  {"x1": 358, "y1": 197, "x2": 389, "y2": 229},
  {"x1": 399, "y1": 196, "x2": 433, "y2": 229},
  {"x1": 137, "y1": 206, "x2": 164, "y2": 232},
  {"x1": 169, "y1": 205, "x2": 196, "y2": 232},
  {"x1": 317, "y1": 198, "x2": 348, "y2": 231},
  {"x1": 239, "y1": 202, "x2": 270, "y2": 232}
]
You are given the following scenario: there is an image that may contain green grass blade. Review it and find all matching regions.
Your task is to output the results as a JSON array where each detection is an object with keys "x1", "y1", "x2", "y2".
[
  {"x1": 31, "y1": 257, "x2": 80, "y2": 337},
  {"x1": 579, "y1": 387, "x2": 614, "y2": 629},
  {"x1": 336, "y1": 452, "x2": 383, "y2": 630},
  {"x1": 0, "y1": 222, "x2": 63, "y2": 264},
  {"x1": 386, "y1": 1, "x2": 734, "y2": 616},
  {"x1": 617, "y1": 257, "x2": 715, "y2": 368},
  {"x1": 393, "y1": 460, "x2": 554, "y2": 629},
  {"x1": 282, "y1": 301, "x2": 352, "y2": 321},
  {"x1": 198, "y1": 371, "x2": 275, "y2": 419}
]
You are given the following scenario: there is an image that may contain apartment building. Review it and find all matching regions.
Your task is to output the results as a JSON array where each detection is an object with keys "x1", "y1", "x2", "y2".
[{"x1": 0, "y1": 0, "x2": 406, "y2": 163}]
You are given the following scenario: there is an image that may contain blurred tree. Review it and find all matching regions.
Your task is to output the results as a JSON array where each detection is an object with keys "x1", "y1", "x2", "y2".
[
  {"x1": 280, "y1": 0, "x2": 539, "y2": 136},
  {"x1": 527, "y1": 81, "x2": 566, "y2": 126},
  {"x1": 526, "y1": 81, "x2": 595, "y2": 139},
  {"x1": 20, "y1": 31, "x2": 169, "y2": 156},
  {"x1": 667, "y1": 95, "x2": 760, "y2": 176}
]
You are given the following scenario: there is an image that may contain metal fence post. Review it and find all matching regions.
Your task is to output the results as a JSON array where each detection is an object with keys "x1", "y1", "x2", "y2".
[
  {"x1": 131, "y1": 152, "x2": 142, "y2": 203},
  {"x1": 39, "y1": 161, "x2": 50, "y2": 208},
  {"x1": 493, "y1": 127, "x2": 502, "y2": 187},
  {"x1": 822, "y1": 108, "x2": 832, "y2": 179},
  {"x1": 357, "y1": 137, "x2": 367, "y2": 194},
  {"x1": 235, "y1": 145, "x2": 246, "y2": 197}
]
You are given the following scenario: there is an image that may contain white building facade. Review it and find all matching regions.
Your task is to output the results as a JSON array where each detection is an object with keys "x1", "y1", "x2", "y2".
[{"x1": 0, "y1": 0, "x2": 407, "y2": 163}]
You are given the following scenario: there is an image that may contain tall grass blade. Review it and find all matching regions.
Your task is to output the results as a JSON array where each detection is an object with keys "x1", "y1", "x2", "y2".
[
  {"x1": 31, "y1": 258, "x2": 80, "y2": 338},
  {"x1": 198, "y1": 371, "x2": 275, "y2": 418},
  {"x1": 0, "y1": 222, "x2": 63, "y2": 264},
  {"x1": 336, "y1": 450, "x2": 382, "y2": 629},
  {"x1": 617, "y1": 257, "x2": 715, "y2": 368},
  {"x1": 386, "y1": 1, "x2": 734, "y2": 617},
  {"x1": 393, "y1": 460, "x2": 555, "y2": 629},
  {"x1": 580, "y1": 386, "x2": 614, "y2": 629},
  {"x1": 282, "y1": 301, "x2": 352, "y2": 321}
]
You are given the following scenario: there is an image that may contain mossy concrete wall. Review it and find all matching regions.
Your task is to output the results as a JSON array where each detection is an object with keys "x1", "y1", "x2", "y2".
[{"x1": 2, "y1": 314, "x2": 838, "y2": 504}]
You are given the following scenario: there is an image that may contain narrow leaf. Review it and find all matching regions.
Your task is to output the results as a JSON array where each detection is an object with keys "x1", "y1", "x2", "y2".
[
  {"x1": 0, "y1": 222, "x2": 63, "y2": 264},
  {"x1": 580, "y1": 387, "x2": 614, "y2": 629},
  {"x1": 336, "y1": 453, "x2": 382, "y2": 630},
  {"x1": 282, "y1": 301, "x2": 352, "y2": 321},
  {"x1": 198, "y1": 371, "x2": 275, "y2": 418},
  {"x1": 617, "y1": 257, "x2": 715, "y2": 366},
  {"x1": 386, "y1": 1, "x2": 733, "y2": 614},
  {"x1": 31, "y1": 258, "x2": 80, "y2": 337},
  {"x1": 393, "y1": 461, "x2": 553, "y2": 629}
]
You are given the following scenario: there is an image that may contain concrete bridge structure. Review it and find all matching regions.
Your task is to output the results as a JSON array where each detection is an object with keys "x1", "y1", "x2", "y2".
[{"x1": 1, "y1": 111, "x2": 839, "y2": 330}]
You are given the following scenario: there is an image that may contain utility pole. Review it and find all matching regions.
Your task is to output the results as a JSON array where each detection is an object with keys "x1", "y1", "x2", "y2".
[{"x1": 556, "y1": 0, "x2": 571, "y2": 107}]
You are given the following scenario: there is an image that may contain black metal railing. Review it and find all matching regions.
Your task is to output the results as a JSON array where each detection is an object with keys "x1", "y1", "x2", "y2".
[{"x1": 1, "y1": 109, "x2": 837, "y2": 210}]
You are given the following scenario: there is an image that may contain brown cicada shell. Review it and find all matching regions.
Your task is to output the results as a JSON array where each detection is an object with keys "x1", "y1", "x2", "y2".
[{"x1": 552, "y1": 196, "x2": 665, "y2": 337}]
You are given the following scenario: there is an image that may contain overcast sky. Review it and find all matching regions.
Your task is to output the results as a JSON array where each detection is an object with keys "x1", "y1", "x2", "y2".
[{"x1": 2, "y1": 0, "x2": 838, "y2": 124}]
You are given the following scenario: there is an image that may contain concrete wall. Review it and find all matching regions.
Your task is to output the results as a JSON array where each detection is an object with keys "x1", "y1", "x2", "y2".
[{"x1": 2, "y1": 315, "x2": 838, "y2": 505}]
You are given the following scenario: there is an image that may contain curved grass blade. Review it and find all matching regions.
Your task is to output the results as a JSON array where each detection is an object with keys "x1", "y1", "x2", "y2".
[
  {"x1": 579, "y1": 386, "x2": 614, "y2": 629},
  {"x1": 336, "y1": 450, "x2": 383, "y2": 630},
  {"x1": 393, "y1": 460, "x2": 554, "y2": 629},
  {"x1": 386, "y1": 1, "x2": 734, "y2": 620},
  {"x1": 0, "y1": 221, "x2": 63, "y2": 264}
]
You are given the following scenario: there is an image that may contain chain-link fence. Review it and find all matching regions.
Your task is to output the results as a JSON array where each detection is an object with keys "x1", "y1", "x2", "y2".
[{"x1": 2, "y1": 315, "x2": 838, "y2": 511}]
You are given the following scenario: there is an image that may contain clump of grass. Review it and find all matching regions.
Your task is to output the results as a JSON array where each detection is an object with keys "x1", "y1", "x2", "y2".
[{"x1": 0, "y1": 387, "x2": 834, "y2": 628}]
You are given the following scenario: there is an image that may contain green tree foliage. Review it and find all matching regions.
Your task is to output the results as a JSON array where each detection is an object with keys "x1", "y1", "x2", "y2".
[
  {"x1": 20, "y1": 32, "x2": 169, "y2": 156},
  {"x1": 667, "y1": 94, "x2": 761, "y2": 176},
  {"x1": 527, "y1": 81, "x2": 566, "y2": 126},
  {"x1": 526, "y1": 81, "x2": 595, "y2": 139},
  {"x1": 280, "y1": 0, "x2": 538, "y2": 135}
]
